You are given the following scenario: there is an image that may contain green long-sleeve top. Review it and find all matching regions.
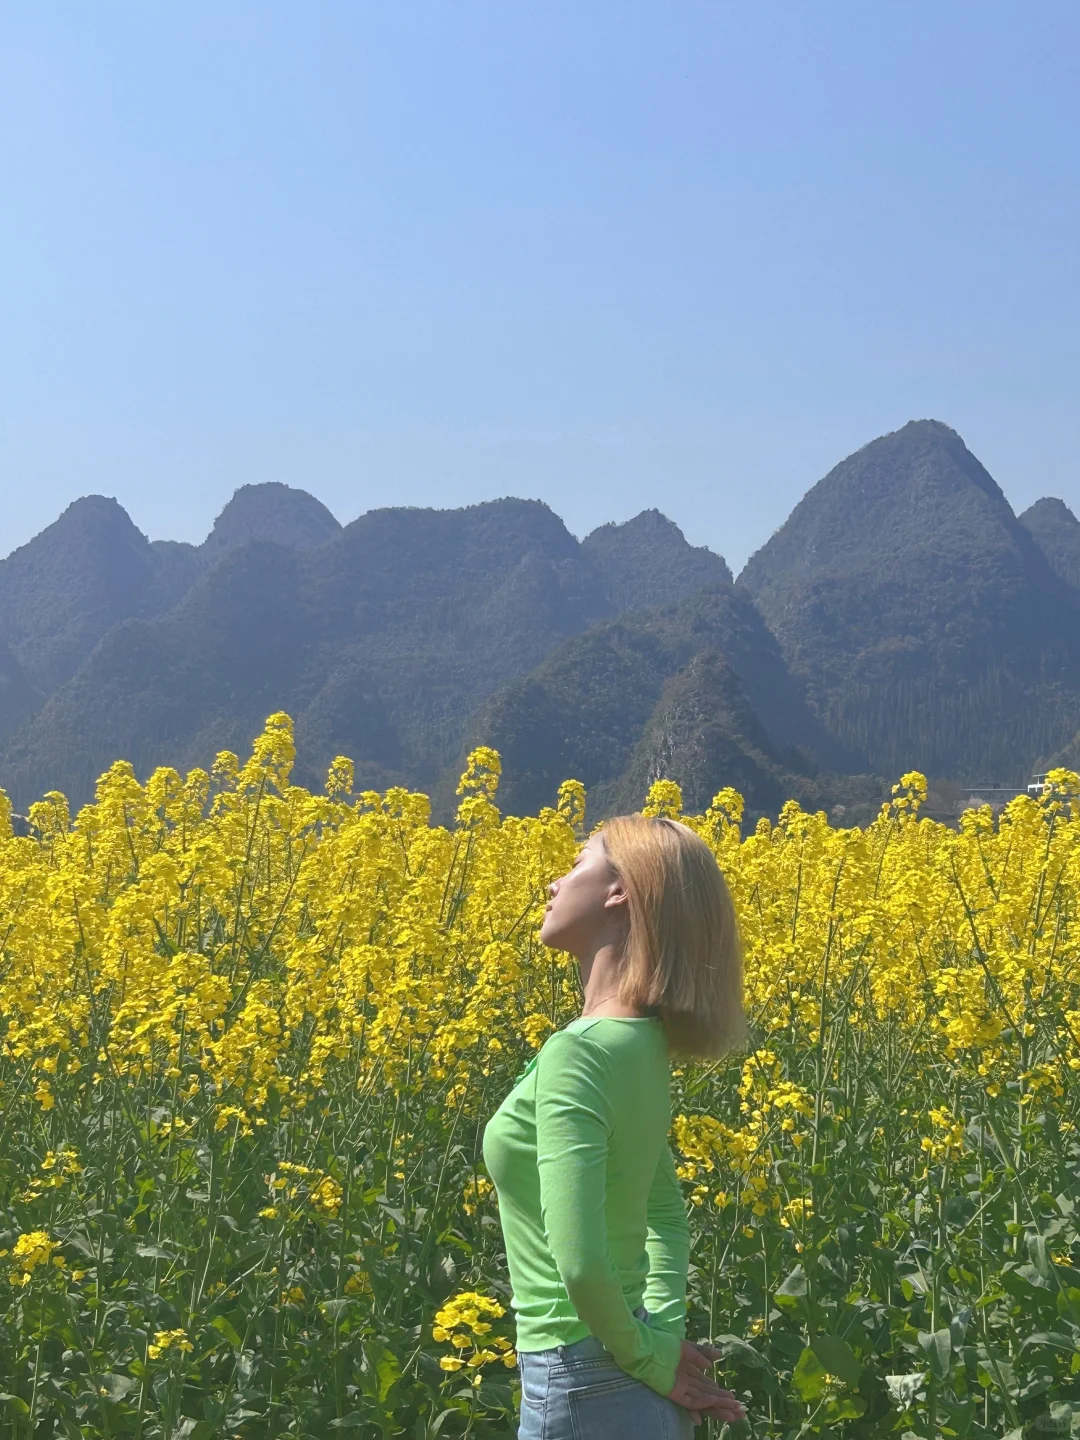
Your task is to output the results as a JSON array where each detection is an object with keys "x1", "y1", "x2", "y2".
[{"x1": 481, "y1": 1015, "x2": 690, "y2": 1397}]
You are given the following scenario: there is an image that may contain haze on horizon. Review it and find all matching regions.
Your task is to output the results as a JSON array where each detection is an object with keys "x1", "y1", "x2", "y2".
[{"x1": 1, "y1": 1, "x2": 1077, "y2": 577}]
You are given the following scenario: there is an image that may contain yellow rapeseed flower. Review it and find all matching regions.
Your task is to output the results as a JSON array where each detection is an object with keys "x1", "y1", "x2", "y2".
[{"x1": 8, "y1": 1231, "x2": 57, "y2": 1285}]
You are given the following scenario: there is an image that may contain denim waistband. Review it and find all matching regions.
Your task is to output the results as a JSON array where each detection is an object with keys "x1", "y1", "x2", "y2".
[{"x1": 553, "y1": 1306, "x2": 649, "y2": 1363}]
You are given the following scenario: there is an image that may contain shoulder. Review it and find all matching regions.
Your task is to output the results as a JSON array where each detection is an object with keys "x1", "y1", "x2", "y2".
[
  {"x1": 535, "y1": 1025, "x2": 612, "y2": 1086},
  {"x1": 538, "y1": 1021, "x2": 662, "y2": 1076},
  {"x1": 539, "y1": 1024, "x2": 608, "y2": 1065}
]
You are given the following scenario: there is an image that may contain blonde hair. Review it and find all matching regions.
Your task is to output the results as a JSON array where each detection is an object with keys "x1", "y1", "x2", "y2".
[{"x1": 599, "y1": 815, "x2": 749, "y2": 1061}]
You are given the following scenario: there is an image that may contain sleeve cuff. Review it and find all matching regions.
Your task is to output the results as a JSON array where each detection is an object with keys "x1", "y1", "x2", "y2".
[{"x1": 625, "y1": 1325, "x2": 683, "y2": 1398}]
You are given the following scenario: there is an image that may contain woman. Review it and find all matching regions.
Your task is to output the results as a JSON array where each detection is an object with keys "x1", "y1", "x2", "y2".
[{"x1": 482, "y1": 814, "x2": 750, "y2": 1438}]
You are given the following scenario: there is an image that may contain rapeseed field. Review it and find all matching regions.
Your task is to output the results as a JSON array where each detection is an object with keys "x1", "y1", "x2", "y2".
[{"x1": 0, "y1": 713, "x2": 1077, "y2": 1438}]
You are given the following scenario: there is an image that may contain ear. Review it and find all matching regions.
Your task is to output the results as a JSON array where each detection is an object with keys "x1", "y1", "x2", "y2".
[{"x1": 602, "y1": 876, "x2": 629, "y2": 912}]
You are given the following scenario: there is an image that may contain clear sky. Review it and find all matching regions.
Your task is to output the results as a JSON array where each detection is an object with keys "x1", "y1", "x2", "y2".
[{"x1": 2, "y1": 1, "x2": 1077, "y2": 577}]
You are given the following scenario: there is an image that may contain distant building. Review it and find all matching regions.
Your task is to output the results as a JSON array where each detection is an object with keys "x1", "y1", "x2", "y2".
[
  {"x1": 964, "y1": 783, "x2": 1026, "y2": 808},
  {"x1": 1027, "y1": 773, "x2": 1050, "y2": 797}
]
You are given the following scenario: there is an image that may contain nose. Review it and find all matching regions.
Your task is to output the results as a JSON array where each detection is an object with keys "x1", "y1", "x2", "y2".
[{"x1": 548, "y1": 878, "x2": 559, "y2": 899}]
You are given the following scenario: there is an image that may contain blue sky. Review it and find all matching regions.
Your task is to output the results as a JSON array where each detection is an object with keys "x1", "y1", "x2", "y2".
[{"x1": 2, "y1": 1, "x2": 1077, "y2": 576}]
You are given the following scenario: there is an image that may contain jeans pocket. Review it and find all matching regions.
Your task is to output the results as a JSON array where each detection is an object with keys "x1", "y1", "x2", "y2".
[
  {"x1": 567, "y1": 1374, "x2": 666, "y2": 1440},
  {"x1": 518, "y1": 1352, "x2": 549, "y2": 1409}
]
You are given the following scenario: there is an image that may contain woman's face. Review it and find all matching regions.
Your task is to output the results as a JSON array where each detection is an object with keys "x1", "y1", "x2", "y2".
[{"x1": 539, "y1": 832, "x2": 627, "y2": 956}]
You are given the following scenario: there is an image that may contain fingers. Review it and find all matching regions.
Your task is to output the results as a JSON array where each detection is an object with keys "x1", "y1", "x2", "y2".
[
  {"x1": 681, "y1": 1372, "x2": 738, "y2": 1398},
  {"x1": 698, "y1": 1396, "x2": 747, "y2": 1423},
  {"x1": 681, "y1": 1378, "x2": 731, "y2": 1404},
  {"x1": 679, "y1": 1378, "x2": 746, "y2": 1410},
  {"x1": 681, "y1": 1342, "x2": 749, "y2": 1422},
  {"x1": 702, "y1": 1391, "x2": 748, "y2": 1419},
  {"x1": 674, "y1": 1379, "x2": 742, "y2": 1413},
  {"x1": 685, "y1": 1342, "x2": 733, "y2": 1375},
  {"x1": 688, "y1": 1386, "x2": 740, "y2": 1410},
  {"x1": 682, "y1": 1345, "x2": 718, "y2": 1374}
]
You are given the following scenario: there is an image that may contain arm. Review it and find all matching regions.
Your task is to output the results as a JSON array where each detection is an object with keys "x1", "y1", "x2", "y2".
[
  {"x1": 535, "y1": 1031, "x2": 683, "y2": 1398},
  {"x1": 642, "y1": 1140, "x2": 691, "y2": 1339}
]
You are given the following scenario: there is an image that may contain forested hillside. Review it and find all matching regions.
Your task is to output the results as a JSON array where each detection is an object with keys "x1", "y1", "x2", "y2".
[
  {"x1": 0, "y1": 492, "x2": 742, "y2": 815},
  {"x1": 736, "y1": 420, "x2": 1080, "y2": 783},
  {"x1": 467, "y1": 584, "x2": 866, "y2": 823},
  {"x1": 1019, "y1": 496, "x2": 1080, "y2": 591},
  {"x1": 1, "y1": 419, "x2": 1076, "y2": 820}
]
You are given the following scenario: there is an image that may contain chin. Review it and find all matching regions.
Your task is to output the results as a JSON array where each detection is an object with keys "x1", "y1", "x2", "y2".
[{"x1": 539, "y1": 914, "x2": 562, "y2": 948}]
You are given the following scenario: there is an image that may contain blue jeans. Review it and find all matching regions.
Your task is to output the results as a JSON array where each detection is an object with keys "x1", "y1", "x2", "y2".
[{"x1": 516, "y1": 1306, "x2": 695, "y2": 1439}]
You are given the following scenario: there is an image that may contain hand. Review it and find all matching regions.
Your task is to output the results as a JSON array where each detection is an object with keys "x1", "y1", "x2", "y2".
[{"x1": 667, "y1": 1340, "x2": 747, "y2": 1428}]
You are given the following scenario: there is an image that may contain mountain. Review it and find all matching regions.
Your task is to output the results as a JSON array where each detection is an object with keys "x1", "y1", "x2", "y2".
[
  {"x1": 0, "y1": 484, "x2": 345, "y2": 739},
  {"x1": 0, "y1": 641, "x2": 41, "y2": 737},
  {"x1": 148, "y1": 540, "x2": 204, "y2": 612},
  {"x1": 0, "y1": 497, "x2": 163, "y2": 696},
  {"x1": 201, "y1": 482, "x2": 342, "y2": 558},
  {"x1": 0, "y1": 498, "x2": 738, "y2": 813},
  {"x1": 465, "y1": 582, "x2": 858, "y2": 821},
  {"x1": 581, "y1": 510, "x2": 732, "y2": 613},
  {"x1": 604, "y1": 649, "x2": 795, "y2": 816},
  {"x1": 603, "y1": 649, "x2": 885, "y2": 823},
  {"x1": 4, "y1": 422, "x2": 1074, "y2": 820},
  {"x1": 736, "y1": 420, "x2": 1080, "y2": 783},
  {"x1": 1018, "y1": 497, "x2": 1080, "y2": 591}
]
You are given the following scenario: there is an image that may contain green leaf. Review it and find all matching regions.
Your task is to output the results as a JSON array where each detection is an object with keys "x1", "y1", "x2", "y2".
[
  {"x1": 1026, "y1": 1231, "x2": 1052, "y2": 1279},
  {"x1": 376, "y1": 1346, "x2": 401, "y2": 1402},
  {"x1": 792, "y1": 1346, "x2": 829, "y2": 1401},
  {"x1": 1016, "y1": 1329, "x2": 1077, "y2": 1352},
  {"x1": 135, "y1": 1243, "x2": 174, "y2": 1260},
  {"x1": 211, "y1": 1315, "x2": 242, "y2": 1348},
  {"x1": 899, "y1": 1271, "x2": 928, "y2": 1297},
  {"x1": 949, "y1": 1307, "x2": 972, "y2": 1347},
  {"x1": 376, "y1": 1197, "x2": 408, "y2": 1228},
  {"x1": 174, "y1": 1423, "x2": 215, "y2": 1440},
  {"x1": 810, "y1": 1333, "x2": 863, "y2": 1386},
  {"x1": 357, "y1": 1342, "x2": 402, "y2": 1404},
  {"x1": 98, "y1": 1373, "x2": 139, "y2": 1401},
  {"x1": 918, "y1": 1328, "x2": 952, "y2": 1379},
  {"x1": 1015, "y1": 1262, "x2": 1053, "y2": 1289},
  {"x1": 710, "y1": 1334, "x2": 773, "y2": 1371},
  {"x1": 0, "y1": 1395, "x2": 32, "y2": 1418},
  {"x1": 777, "y1": 1264, "x2": 807, "y2": 1295},
  {"x1": 822, "y1": 1394, "x2": 867, "y2": 1421},
  {"x1": 328, "y1": 1417, "x2": 365, "y2": 1430},
  {"x1": 774, "y1": 1265, "x2": 808, "y2": 1308},
  {"x1": 885, "y1": 1372, "x2": 925, "y2": 1407},
  {"x1": 976, "y1": 1353, "x2": 1016, "y2": 1392}
]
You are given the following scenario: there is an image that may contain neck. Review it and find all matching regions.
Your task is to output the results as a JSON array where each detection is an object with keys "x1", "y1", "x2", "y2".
[{"x1": 577, "y1": 938, "x2": 651, "y2": 1019}]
